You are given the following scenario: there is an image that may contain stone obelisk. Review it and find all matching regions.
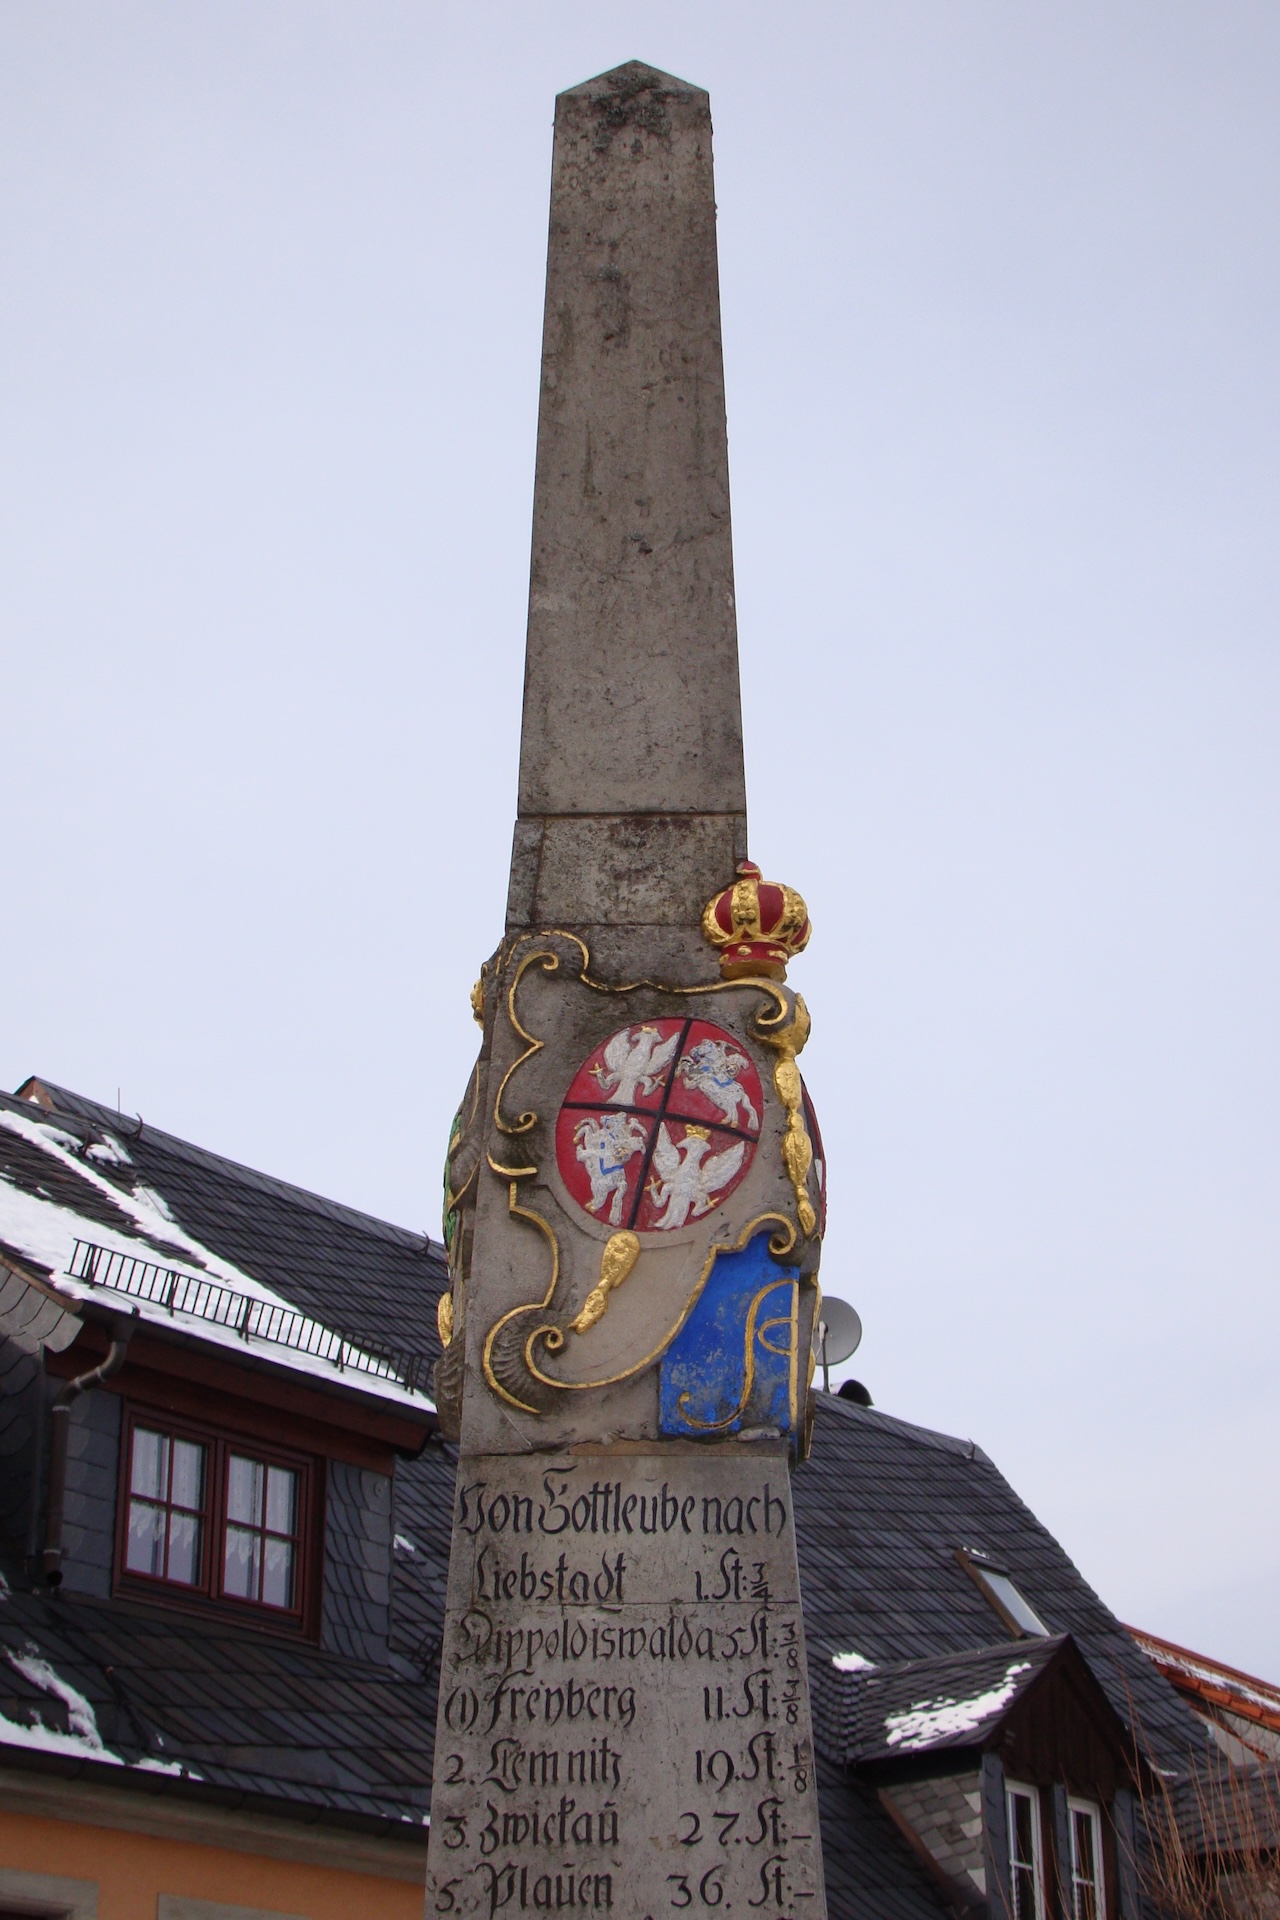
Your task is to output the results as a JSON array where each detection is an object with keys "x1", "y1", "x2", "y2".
[{"x1": 430, "y1": 63, "x2": 828, "y2": 1920}]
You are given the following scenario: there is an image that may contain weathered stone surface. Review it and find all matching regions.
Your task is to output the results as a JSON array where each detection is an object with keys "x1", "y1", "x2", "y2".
[
  {"x1": 507, "y1": 818, "x2": 749, "y2": 935},
  {"x1": 506, "y1": 815, "x2": 750, "y2": 984},
  {"x1": 426, "y1": 1450, "x2": 825, "y2": 1920},
  {"x1": 432, "y1": 61, "x2": 828, "y2": 1920},
  {"x1": 513, "y1": 61, "x2": 747, "y2": 949}
]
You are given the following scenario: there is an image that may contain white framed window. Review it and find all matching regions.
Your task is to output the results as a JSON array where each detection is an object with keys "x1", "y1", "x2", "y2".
[
  {"x1": 117, "y1": 1410, "x2": 313, "y2": 1627},
  {"x1": 958, "y1": 1549, "x2": 1050, "y2": 1637},
  {"x1": 1068, "y1": 1797, "x2": 1107, "y2": 1920},
  {"x1": 1006, "y1": 1780, "x2": 1046, "y2": 1920}
]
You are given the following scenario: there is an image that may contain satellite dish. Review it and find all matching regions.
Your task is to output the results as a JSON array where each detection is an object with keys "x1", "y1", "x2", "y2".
[{"x1": 815, "y1": 1298, "x2": 863, "y2": 1390}]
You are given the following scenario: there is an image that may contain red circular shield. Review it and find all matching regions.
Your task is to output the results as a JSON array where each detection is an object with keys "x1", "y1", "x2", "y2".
[{"x1": 556, "y1": 1019, "x2": 763, "y2": 1234}]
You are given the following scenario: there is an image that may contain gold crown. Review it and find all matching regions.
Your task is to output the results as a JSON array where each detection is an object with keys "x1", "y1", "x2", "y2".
[{"x1": 701, "y1": 862, "x2": 811, "y2": 981}]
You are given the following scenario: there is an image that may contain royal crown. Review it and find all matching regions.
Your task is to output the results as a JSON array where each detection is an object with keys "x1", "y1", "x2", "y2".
[{"x1": 701, "y1": 861, "x2": 811, "y2": 980}]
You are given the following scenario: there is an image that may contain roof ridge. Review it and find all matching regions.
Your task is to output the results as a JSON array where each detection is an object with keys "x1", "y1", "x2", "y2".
[
  {"x1": 814, "y1": 1392, "x2": 992, "y2": 1462},
  {"x1": 1126, "y1": 1625, "x2": 1280, "y2": 1700},
  {"x1": 850, "y1": 1636, "x2": 1067, "y2": 1681},
  {"x1": 9, "y1": 1082, "x2": 444, "y2": 1263}
]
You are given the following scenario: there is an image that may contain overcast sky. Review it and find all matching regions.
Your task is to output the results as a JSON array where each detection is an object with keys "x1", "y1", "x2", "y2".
[{"x1": 3, "y1": 2, "x2": 1278, "y2": 1679}]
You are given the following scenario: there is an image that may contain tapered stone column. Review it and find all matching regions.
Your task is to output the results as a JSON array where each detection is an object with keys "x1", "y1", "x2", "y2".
[
  {"x1": 429, "y1": 63, "x2": 828, "y2": 1920},
  {"x1": 508, "y1": 60, "x2": 747, "y2": 985}
]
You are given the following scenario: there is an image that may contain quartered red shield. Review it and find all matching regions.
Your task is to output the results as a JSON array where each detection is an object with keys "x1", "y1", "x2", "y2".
[{"x1": 556, "y1": 1019, "x2": 764, "y2": 1235}]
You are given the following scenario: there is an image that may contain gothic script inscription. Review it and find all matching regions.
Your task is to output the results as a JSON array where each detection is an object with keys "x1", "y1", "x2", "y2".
[{"x1": 427, "y1": 1453, "x2": 826, "y2": 1920}]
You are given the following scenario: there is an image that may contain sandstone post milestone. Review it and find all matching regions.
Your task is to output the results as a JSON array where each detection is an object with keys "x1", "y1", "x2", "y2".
[{"x1": 428, "y1": 63, "x2": 829, "y2": 1920}]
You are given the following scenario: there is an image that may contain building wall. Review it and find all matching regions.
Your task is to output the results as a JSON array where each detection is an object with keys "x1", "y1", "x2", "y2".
[
  {"x1": 0, "y1": 1806, "x2": 424, "y2": 1920},
  {"x1": 59, "y1": 1388, "x2": 122, "y2": 1598},
  {"x1": 321, "y1": 1459, "x2": 393, "y2": 1665},
  {"x1": 0, "y1": 1333, "x2": 42, "y2": 1552},
  {"x1": 883, "y1": 1772, "x2": 987, "y2": 1899},
  {"x1": 47, "y1": 1388, "x2": 397, "y2": 1657}
]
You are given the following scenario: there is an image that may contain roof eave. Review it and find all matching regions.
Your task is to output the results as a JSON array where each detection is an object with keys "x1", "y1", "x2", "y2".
[
  {"x1": 845, "y1": 1635, "x2": 1146, "y2": 1781},
  {"x1": 0, "y1": 1743, "x2": 431, "y2": 1846},
  {"x1": 67, "y1": 1301, "x2": 438, "y2": 1445}
]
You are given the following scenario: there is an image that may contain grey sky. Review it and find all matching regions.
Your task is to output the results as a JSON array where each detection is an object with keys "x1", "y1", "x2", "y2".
[{"x1": 3, "y1": 3, "x2": 1278, "y2": 1676}]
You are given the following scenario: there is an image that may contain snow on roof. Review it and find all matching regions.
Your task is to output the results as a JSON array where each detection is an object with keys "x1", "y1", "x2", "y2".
[
  {"x1": 2, "y1": 1104, "x2": 285, "y2": 1293},
  {"x1": 832, "y1": 1650, "x2": 876, "y2": 1673},
  {"x1": 0, "y1": 1105, "x2": 433, "y2": 1413},
  {"x1": 883, "y1": 1659, "x2": 1031, "y2": 1751},
  {"x1": 27, "y1": 1078, "x2": 431, "y2": 1251},
  {"x1": 2, "y1": 1644, "x2": 191, "y2": 1776},
  {"x1": 1128, "y1": 1626, "x2": 1280, "y2": 1726}
]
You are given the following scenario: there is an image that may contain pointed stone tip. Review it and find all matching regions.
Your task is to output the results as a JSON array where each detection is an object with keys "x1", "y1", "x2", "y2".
[{"x1": 558, "y1": 59, "x2": 706, "y2": 103}]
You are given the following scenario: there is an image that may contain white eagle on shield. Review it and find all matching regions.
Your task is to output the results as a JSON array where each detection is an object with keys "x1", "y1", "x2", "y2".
[
  {"x1": 646, "y1": 1124, "x2": 747, "y2": 1231},
  {"x1": 590, "y1": 1026, "x2": 680, "y2": 1107}
]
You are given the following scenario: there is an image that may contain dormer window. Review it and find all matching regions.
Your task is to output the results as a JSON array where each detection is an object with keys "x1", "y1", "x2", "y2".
[
  {"x1": 126, "y1": 1427, "x2": 206, "y2": 1586},
  {"x1": 224, "y1": 1453, "x2": 301, "y2": 1609},
  {"x1": 118, "y1": 1409, "x2": 314, "y2": 1629},
  {"x1": 1006, "y1": 1780, "x2": 1046, "y2": 1920},
  {"x1": 957, "y1": 1548, "x2": 1050, "y2": 1637},
  {"x1": 1068, "y1": 1797, "x2": 1106, "y2": 1920}
]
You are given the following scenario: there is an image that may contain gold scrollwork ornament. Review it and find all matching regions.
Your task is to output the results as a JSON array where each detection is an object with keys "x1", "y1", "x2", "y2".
[
  {"x1": 570, "y1": 1232, "x2": 641, "y2": 1335},
  {"x1": 756, "y1": 995, "x2": 818, "y2": 1238},
  {"x1": 474, "y1": 926, "x2": 822, "y2": 1419}
]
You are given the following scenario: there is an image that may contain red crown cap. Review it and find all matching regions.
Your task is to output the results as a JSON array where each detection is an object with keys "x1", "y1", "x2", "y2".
[{"x1": 701, "y1": 862, "x2": 811, "y2": 981}]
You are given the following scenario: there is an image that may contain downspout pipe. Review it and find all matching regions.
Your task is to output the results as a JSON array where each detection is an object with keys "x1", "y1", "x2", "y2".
[{"x1": 42, "y1": 1310, "x2": 137, "y2": 1588}]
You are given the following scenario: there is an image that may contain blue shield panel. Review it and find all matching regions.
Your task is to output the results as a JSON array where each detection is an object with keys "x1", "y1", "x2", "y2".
[{"x1": 659, "y1": 1231, "x2": 802, "y2": 1445}]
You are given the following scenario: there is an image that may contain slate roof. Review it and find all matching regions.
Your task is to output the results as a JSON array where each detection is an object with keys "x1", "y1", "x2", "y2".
[
  {"x1": 1168, "y1": 1760, "x2": 1280, "y2": 1857},
  {"x1": 791, "y1": 1395, "x2": 1207, "y2": 1775},
  {"x1": 1129, "y1": 1627, "x2": 1280, "y2": 1738},
  {"x1": 390, "y1": 1439, "x2": 453, "y2": 1655},
  {"x1": 0, "y1": 1081, "x2": 447, "y2": 1404},
  {"x1": 0, "y1": 1078, "x2": 1211, "y2": 1904},
  {"x1": 816, "y1": 1759, "x2": 952, "y2": 1920},
  {"x1": 833, "y1": 1637, "x2": 1062, "y2": 1767},
  {"x1": 0, "y1": 1076, "x2": 451, "y2": 1837},
  {"x1": 11, "y1": 1079, "x2": 449, "y2": 1355},
  {"x1": 0, "y1": 1572, "x2": 433, "y2": 1833}
]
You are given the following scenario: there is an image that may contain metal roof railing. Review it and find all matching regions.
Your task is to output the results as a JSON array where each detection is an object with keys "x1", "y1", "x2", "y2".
[{"x1": 68, "y1": 1238, "x2": 433, "y2": 1398}]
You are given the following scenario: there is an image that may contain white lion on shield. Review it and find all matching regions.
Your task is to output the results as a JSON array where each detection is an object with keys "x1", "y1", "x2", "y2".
[
  {"x1": 676, "y1": 1037, "x2": 759, "y2": 1130},
  {"x1": 574, "y1": 1111, "x2": 648, "y2": 1226}
]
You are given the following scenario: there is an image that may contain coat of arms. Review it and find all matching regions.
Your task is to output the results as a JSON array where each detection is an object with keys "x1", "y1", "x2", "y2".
[{"x1": 555, "y1": 1019, "x2": 763, "y2": 1234}]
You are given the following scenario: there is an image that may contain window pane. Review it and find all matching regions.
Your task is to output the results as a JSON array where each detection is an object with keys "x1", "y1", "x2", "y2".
[
  {"x1": 1073, "y1": 1807, "x2": 1094, "y2": 1873},
  {"x1": 1009, "y1": 1791, "x2": 1035, "y2": 1868},
  {"x1": 1007, "y1": 1788, "x2": 1040, "y2": 1920},
  {"x1": 983, "y1": 1569, "x2": 1050, "y2": 1636},
  {"x1": 126, "y1": 1498, "x2": 167, "y2": 1575},
  {"x1": 227, "y1": 1454, "x2": 264, "y2": 1527},
  {"x1": 223, "y1": 1523, "x2": 260, "y2": 1600},
  {"x1": 265, "y1": 1464, "x2": 297, "y2": 1537},
  {"x1": 1073, "y1": 1808, "x2": 1100, "y2": 1920},
  {"x1": 166, "y1": 1507, "x2": 203, "y2": 1586},
  {"x1": 169, "y1": 1437, "x2": 205, "y2": 1513},
  {"x1": 131, "y1": 1427, "x2": 168, "y2": 1500},
  {"x1": 262, "y1": 1535, "x2": 295, "y2": 1610},
  {"x1": 1012, "y1": 1863, "x2": 1037, "y2": 1920}
]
